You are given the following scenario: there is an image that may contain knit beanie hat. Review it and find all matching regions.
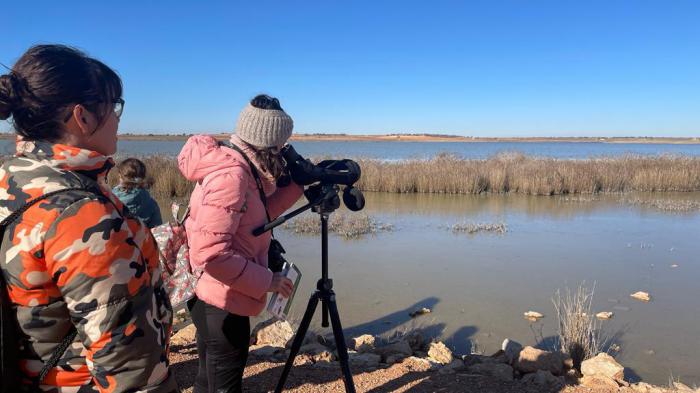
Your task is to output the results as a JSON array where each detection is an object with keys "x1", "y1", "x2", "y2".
[{"x1": 234, "y1": 102, "x2": 294, "y2": 148}]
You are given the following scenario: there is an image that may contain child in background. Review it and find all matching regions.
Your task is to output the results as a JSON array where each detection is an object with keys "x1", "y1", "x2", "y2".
[{"x1": 113, "y1": 158, "x2": 163, "y2": 228}]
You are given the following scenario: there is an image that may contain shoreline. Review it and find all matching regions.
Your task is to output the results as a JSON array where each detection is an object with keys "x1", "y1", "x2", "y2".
[
  {"x1": 2, "y1": 133, "x2": 699, "y2": 144},
  {"x1": 170, "y1": 319, "x2": 698, "y2": 392}
]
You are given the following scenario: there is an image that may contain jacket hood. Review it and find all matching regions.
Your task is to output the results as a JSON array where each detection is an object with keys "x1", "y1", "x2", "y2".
[{"x1": 178, "y1": 135, "x2": 245, "y2": 181}]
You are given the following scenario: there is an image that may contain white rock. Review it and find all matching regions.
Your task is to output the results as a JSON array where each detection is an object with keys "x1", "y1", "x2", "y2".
[
  {"x1": 581, "y1": 352, "x2": 625, "y2": 381},
  {"x1": 252, "y1": 319, "x2": 294, "y2": 347},
  {"x1": 427, "y1": 342, "x2": 453, "y2": 365},
  {"x1": 350, "y1": 334, "x2": 376, "y2": 353},
  {"x1": 596, "y1": 311, "x2": 614, "y2": 320},
  {"x1": 630, "y1": 291, "x2": 651, "y2": 302},
  {"x1": 523, "y1": 311, "x2": 544, "y2": 321}
]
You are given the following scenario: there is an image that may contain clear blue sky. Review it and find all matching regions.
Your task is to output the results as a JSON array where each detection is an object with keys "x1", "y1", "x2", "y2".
[{"x1": 2, "y1": 1, "x2": 699, "y2": 137}]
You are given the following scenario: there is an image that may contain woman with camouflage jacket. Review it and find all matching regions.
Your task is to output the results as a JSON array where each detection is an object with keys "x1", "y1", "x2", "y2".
[{"x1": 0, "y1": 45, "x2": 178, "y2": 392}]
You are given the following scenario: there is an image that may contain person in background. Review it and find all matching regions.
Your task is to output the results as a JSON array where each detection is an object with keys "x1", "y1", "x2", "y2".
[{"x1": 113, "y1": 158, "x2": 164, "y2": 228}]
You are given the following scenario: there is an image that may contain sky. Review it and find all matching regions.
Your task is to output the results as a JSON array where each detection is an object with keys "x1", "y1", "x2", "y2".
[{"x1": 2, "y1": 1, "x2": 699, "y2": 137}]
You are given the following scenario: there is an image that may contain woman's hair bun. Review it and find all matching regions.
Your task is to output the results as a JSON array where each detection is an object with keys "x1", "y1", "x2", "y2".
[{"x1": 0, "y1": 73, "x2": 20, "y2": 121}]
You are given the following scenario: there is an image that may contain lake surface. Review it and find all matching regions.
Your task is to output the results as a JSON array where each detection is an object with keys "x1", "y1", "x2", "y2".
[
  {"x1": 268, "y1": 192, "x2": 700, "y2": 386},
  {"x1": 4, "y1": 138, "x2": 700, "y2": 159}
]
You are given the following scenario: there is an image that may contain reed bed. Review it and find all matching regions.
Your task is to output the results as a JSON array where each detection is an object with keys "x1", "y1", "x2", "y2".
[
  {"x1": 282, "y1": 212, "x2": 393, "y2": 239},
  {"x1": 623, "y1": 197, "x2": 700, "y2": 212},
  {"x1": 96, "y1": 153, "x2": 700, "y2": 199},
  {"x1": 450, "y1": 222, "x2": 508, "y2": 235},
  {"x1": 357, "y1": 153, "x2": 700, "y2": 195}
]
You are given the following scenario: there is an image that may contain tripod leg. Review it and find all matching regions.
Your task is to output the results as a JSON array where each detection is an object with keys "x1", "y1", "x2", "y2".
[
  {"x1": 327, "y1": 295, "x2": 357, "y2": 393},
  {"x1": 275, "y1": 292, "x2": 320, "y2": 393}
]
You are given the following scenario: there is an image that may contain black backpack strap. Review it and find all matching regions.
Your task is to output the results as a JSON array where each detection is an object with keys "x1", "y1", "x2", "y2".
[
  {"x1": 1, "y1": 187, "x2": 97, "y2": 388},
  {"x1": 218, "y1": 141, "x2": 273, "y2": 229}
]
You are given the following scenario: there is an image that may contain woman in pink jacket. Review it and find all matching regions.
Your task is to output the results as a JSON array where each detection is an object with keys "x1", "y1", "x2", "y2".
[{"x1": 178, "y1": 95, "x2": 303, "y2": 393}]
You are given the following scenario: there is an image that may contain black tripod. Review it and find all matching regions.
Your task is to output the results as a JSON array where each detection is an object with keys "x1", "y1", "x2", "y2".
[{"x1": 253, "y1": 184, "x2": 358, "y2": 393}]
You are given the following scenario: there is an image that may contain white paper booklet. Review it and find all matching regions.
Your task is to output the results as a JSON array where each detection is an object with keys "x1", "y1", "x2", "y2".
[{"x1": 267, "y1": 263, "x2": 302, "y2": 320}]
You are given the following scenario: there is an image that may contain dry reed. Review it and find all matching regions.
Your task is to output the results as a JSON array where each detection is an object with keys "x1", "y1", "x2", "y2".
[
  {"x1": 282, "y1": 212, "x2": 393, "y2": 238},
  {"x1": 357, "y1": 153, "x2": 700, "y2": 195},
  {"x1": 552, "y1": 283, "x2": 602, "y2": 370},
  {"x1": 94, "y1": 153, "x2": 700, "y2": 200},
  {"x1": 450, "y1": 222, "x2": 508, "y2": 234}
]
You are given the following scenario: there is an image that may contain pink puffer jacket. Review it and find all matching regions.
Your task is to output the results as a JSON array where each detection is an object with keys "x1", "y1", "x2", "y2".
[{"x1": 178, "y1": 135, "x2": 303, "y2": 316}]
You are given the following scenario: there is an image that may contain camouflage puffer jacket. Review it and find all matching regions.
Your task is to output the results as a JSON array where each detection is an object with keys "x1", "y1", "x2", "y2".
[{"x1": 0, "y1": 140, "x2": 178, "y2": 393}]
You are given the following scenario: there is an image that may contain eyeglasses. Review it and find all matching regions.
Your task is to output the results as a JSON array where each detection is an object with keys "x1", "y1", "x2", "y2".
[
  {"x1": 113, "y1": 98, "x2": 125, "y2": 119},
  {"x1": 63, "y1": 98, "x2": 125, "y2": 123}
]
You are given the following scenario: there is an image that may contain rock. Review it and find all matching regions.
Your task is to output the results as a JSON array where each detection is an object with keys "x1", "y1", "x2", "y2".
[
  {"x1": 349, "y1": 352, "x2": 381, "y2": 368},
  {"x1": 461, "y1": 354, "x2": 482, "y2": 368},
  {"x1": 523, "y1": 311, "x2": 544, "y2": 321},
  {"x1": 467, "y1": 363, "x2": 514, "y2": 381},
  {"x1": 488, "y1": 350, "x2": 509, "y2": 364},
  {"x1": 293, "y1": 353, "x2": 313, "y2": 366},
  {"x1": 673, "y1": 382, "x2": 695, "y2": 392},
  {"x1": 581, "y1": 352, "x2": 625, "y2": 381},
  {"x1": 299, "y1": 342, "x2": 329, "y2": 355},
  {"x1": 596, "y1": 311, "x2": 614, "y2": 320},
  {"x1": 251, "y1": 319, "x2": 294, "y2": 347},
  {"x1": 630, "y1": 291, "x2": 651, "y2": 302},
  {"x1": 402, "y1": 356, "x2": 436, "y2": 372},
  {"x1": 374, "y1": 340, "x2": 413, "y2": 362},
  {"x1": 501, "y1": 339, "x2": 523, "y2": 364},
  {"x1": 445, "y1": 358, "x2": 465, "y2": 371},
  {"x1": 427, "y1": 341, "x2": 453, "y2": 365},
  {"x1": 249, "y1": 344, "x2": 284, "y2": 358},
  {"x1": 405, "y1": 331, "x2": 426, "y2": 351},
  {"x1": 631, "y1": 382, "x2": 655, "y2": 392},
  {"x1": 170, "y1": 324, "x2": 196, "y2": 346},
  {"x1": 350, "y1": 334, "x2": 375, "y2": 353},
  {"x1": 580, "y1": 375, "x2": 620, "y2": 389},
  {"x1": 514, "y1": 346, "x2": 565, "y2": 376},
  {"x1": 385, "y1": 353, "x2": 408, "y2": 365},
  {"x1": 521, "y1": 369, "x2": 565, "y2": 388},
  {"x1": 630, "y1": 382, "x2": 670, "y2": 393},
  {"x1": 409, "y1": 307, "x2": 431, "y2": 318},
  {"x1": 313, "y1": 350, "x2": 335, "y2": 363}
]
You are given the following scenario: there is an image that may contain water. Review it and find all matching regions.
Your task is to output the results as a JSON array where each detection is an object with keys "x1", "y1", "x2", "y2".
[
  {"x1": 4, "y1": 138, "x2": 700, "y2": 159},
  {"x1": 272, "y1": 192, "x2": 700, "y2": 386}
]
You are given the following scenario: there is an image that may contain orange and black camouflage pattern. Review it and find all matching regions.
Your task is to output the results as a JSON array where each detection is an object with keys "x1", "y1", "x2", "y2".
[{"x1": 0, "y1": 140, "x2": 178, "y2": 392}]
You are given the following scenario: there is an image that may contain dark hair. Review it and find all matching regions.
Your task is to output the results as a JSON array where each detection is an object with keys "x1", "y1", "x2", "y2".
[
  {"x1": 0, "y1": 44, "x2": 122, "y2": 142},
  {"x1": 117, "y1": 158, "x2": 147, "y2": 191},
  {"x1": 250, "y1": 94, "x2": 283, "y2": 111}
]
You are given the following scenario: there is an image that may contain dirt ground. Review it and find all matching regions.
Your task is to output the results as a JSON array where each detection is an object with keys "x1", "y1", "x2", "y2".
[{"x1": 169, "y1": 331, "x2": 672, "y2": 393}]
